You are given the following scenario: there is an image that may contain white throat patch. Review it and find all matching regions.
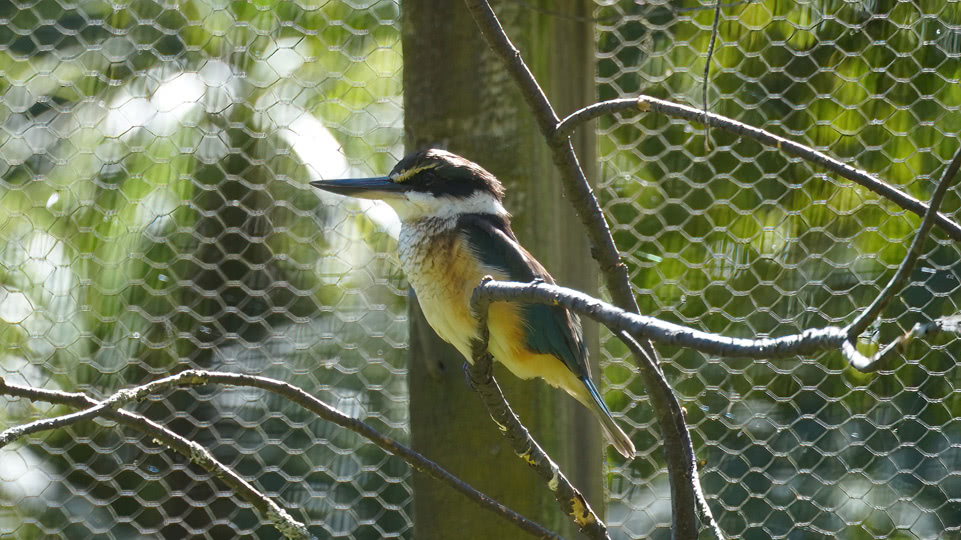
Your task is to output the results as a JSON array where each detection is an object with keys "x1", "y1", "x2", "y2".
[{"x1": 384, "y1": 191, "x2": 508, "y2": 222}]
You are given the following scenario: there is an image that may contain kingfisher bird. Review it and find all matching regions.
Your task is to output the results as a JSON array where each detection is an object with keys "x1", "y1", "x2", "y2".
[{"x1": 311, "y1": 149, "x2": 636, "y2": 458}]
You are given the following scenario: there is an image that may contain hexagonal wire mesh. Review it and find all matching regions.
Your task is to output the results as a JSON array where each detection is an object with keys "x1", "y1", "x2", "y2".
[
  {"x1": 595, "y1": 1, "x2": 961, "y2": 539},
  {"x1": 0, "y1": 1, "x2": 408, "y2": 538}
]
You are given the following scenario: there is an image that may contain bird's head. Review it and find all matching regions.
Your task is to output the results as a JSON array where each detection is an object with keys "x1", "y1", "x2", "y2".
[{"x1": 310, "y1": 149, "x2": 508, "y2": 221}]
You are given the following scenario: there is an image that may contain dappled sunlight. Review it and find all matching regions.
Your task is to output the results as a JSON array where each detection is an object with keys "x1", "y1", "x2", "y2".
[{"x1": 1, "y1": 1, "x2": 408, "y2": 536}]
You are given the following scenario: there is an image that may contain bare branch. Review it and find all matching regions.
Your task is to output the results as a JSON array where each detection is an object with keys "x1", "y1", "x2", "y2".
[
  {"x1": 463, "y1": 0, "x2": 639, "y2": 316},
  {"x1": 844, "y1": 315, "x2": 961, "y2": 372},
  {"x1": 471, "y1": 277, "x2": 959, "y2": 378},
  {"x1": 618, "y1": 328, "x2": 723, "y2": 539},
  {"x1": 463, "y1": 3, "x2": 715, "y2": 538},
  {"x1": 554, "y1": 96, "x2": 961, "y2": 242},
  {"x1": 702, "y1": 1, "x2": 723, "y2": 150},
  {"x1": 1, "y1": 404, "x2": 112, "y2": 449},
  {"x1": 0, "y1": 376, "x2": 313, "y2": 540},
  {"x1": 0, "y1": 372, "x2": 560, "y2": 540},
  {"x1": 185, "y1": 373, "x2": 563, "y2": 539},
  {"x1": 470, "y1": 277, "x2": 610, "y2": 540},
  {"x1": 0, "y1": 371, "x2": 212, "y2": 449},
  {"x1": 846, "y1": 144, "x2": 961, "y2": 338},
  {"x1": 617, "y1": 331, "x2": 698, "y2": 537},
  {"x1": 475, "y1": 279, "x2": 847, "y2": 359},
  {"x1": 845, "y1": 316, "x2": 961, "y2": 374}
]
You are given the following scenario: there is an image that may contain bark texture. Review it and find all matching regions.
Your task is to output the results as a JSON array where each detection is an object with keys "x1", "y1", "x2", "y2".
[{"x1": 403, "y1": 1, "x2": 602, "y2": 538}]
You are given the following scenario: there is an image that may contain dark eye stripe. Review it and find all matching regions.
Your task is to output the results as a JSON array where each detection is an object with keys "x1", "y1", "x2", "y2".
[{"x1": 388, "y1": 151, "x2": 505, "y2": 201}]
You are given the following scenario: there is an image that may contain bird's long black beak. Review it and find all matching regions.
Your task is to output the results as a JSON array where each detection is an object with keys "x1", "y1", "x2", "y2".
[{"x1": 309, "y1": 177, "x2": 408, "y2": 200}]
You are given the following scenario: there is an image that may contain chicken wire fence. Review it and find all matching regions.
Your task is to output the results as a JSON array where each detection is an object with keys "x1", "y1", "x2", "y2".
[
  {"x1": 0, "y1": 1, "x2": 409, "y2": 538},
  {"x1": 2, "y1": 1, "x2": 961, "y2": 540},
  {"x1": 595, "y1": 2, "x2": 961, "y2": 539}
]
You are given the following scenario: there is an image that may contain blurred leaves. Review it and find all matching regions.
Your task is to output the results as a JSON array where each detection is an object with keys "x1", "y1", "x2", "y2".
[
  {"x1": 1, "y1": 0, "x2": 408, "y2": 538},
  {"x1": 598, "y1": 1, "x2": 961, "y2": 538}
]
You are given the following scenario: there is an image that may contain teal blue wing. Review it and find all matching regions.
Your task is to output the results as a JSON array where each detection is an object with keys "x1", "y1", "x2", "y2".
[{"x1": 458, "y1": 214, "x2": 589, "y2": 379}]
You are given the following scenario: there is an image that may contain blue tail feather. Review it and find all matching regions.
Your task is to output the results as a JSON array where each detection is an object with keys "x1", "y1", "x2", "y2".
[{"x1": 580, "y1": 376, "x2": 636, "y2": 459}]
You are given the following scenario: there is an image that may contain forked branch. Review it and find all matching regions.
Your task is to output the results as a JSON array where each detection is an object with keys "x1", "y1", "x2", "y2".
[
  {"x1": 470, "y1": 277, "x2": 610, "y2": 540},
  {"x1": 0, "y1": 372, "x2": 562, "y2": 540},
  {"x1": 846, "y1": 145, "x2": 961, "y2": 338},
  {"x1": 554, "y1": 96, "x2": 961, "y2": 242},
  {"x1": 464, "y1": 1, "x2": 716, "y2": 537},
  {"x1": 0, "y1": 375, "x2": 313, "y2": 540},
  {"x1": 844, "y1": 315, "x2": 961, "y2": 372}
]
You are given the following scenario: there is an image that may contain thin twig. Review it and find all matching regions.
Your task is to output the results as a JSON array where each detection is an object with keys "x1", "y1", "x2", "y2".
[
  {"x1": 554, "y1": 96, "x2": 961, "y2": 242},
  {"x1": 846, "y1": 144, "x2": 961, "y2": 338},
  {"x1": 843, "y1": 315, "x2": 961, "y2": 372},
  {"x1": 0, "y1": 372, "x2": 214, "y2": 448},
  {"x1": 616, "y1": 331, "x2": 701, "y2": 538},
  {"x1": 0, "y1": 375, "x2": 313, "y2": 540},
  {"x1": 676, "y1": 0, "x2": 757, "y2": 12},
  {"x1": 470, "y1": 277, "x2": 610, "y2": 540},
  {"x1": 464, "y1": 2, "x2": 713, "y2": 538},
  {"x1": 190, "y1": 373, "x2": 562, "y2": 539},
  {"x1": 703, "y1": 1, "x2": 722, "y2": 151},
  {"x1": 617, "y1": 329, "x2": 721, "y2": 538},
  {"x1": 0, "y1": 372, "x2": 560, "y2": 540},
  {"x1": 463, "y1": 0, "x2": 664, "y2": 375},
  {"x1": 1, "y1": 403, "x2": 112, "y2": 448}
]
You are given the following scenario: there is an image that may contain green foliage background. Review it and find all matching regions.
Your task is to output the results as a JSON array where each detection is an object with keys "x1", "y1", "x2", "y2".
[
  {"x1": 597, "y1": 2, "x2": 961, "y2": 539},
  {"x1": 1, "y1": 1, "x2": 408, "y2": 538}
]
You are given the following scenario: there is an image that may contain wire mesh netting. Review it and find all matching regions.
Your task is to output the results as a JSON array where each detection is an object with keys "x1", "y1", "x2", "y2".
[
  {"x1": 0, "y1": 1, "x2": 408, "y2": 538},
  {"x1": 595, "y1": 2, "x2": 961, "y2": 539},
  {"x1": 3, "y1": 1, "x2": 961, "y2": 539}
]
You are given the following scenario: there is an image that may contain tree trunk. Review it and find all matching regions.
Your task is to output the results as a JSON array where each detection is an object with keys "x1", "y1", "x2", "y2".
[{"x1": 402, "y1": 1, "x2": 602, "y2": 538}]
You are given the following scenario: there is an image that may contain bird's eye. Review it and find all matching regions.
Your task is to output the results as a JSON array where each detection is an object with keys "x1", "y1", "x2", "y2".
[{"x1": 390, "y1": 163, "x2": 439, "y2": 183}]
